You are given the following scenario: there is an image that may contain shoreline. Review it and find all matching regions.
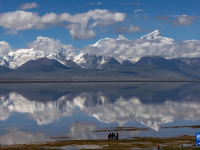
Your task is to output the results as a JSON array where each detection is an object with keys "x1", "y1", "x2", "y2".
[
  {"x1": 0, "y1": 80, "x2": 200, "y2": 83},
  {"x1": 0, "y1": 135, "x2": 197, "y2": 150}
]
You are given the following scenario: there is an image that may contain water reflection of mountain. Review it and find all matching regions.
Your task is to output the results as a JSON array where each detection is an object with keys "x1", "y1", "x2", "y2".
[{"x1": 1, "y1": 83, "x2": 200, "y2": 130}]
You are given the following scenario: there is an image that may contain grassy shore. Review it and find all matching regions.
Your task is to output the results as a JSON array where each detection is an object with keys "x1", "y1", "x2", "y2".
[{"x1": 0, "y1": 135, "x2": 199, "y2": 150}]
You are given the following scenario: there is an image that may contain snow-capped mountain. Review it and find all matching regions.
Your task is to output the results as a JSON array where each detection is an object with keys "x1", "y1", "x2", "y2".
[
  {"x1": 16, "y1": 57, "x2": 71, "y2": 72},
  {"x1": 117, "y1": 34, "x2": 128, "y2": 41},
  {"x1": 122, "y1": 57, "x2": 140, "y2": 65},
  {"x1": 93, "y1": 34, "x2": 128, "y2": 48},
  {"x1": 2, "y1": 42, "x2": 76, "y2": 69},
  {"x1": 141, "y1": 30, "x2": 174, "y2": 44},
  {"x1": 92, "y1": 37, "x2": 114, "y2": 48},
  {"x1": 0, "y1": 57, "x2": 8, "y2": 67},
  {"x1": 1, "y1": 48, "x2": 119, "y2": 70},
  {"x1": 141, "y1": 30, "x2": 162, "y2": 40},
  {"x1": 0, "y1": 35, "x2": 122, "y2": 69},
  {"x1": 3, "y1": 49, "x2": 47, "y2": 69},
  {"x1": 127, "y1": 57, "x2": 140, "y2": 63},
  {"x1": 73, "y1": 53, "x2": 119, "y2": 69},
  {"x1": 0, "y1": 30, "x2": 180, "y2": 69}
]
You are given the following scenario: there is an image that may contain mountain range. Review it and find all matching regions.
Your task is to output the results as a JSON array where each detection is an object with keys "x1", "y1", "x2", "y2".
[
  {"x1": 16, "y1": 57, "x2": 71, "y2": 72},
  {"x1": 0, "y1": 30, "x2": 200, "y2": 80},
  {"x1": 0, "y1": 30, "x2": 182, "y2": 70}
]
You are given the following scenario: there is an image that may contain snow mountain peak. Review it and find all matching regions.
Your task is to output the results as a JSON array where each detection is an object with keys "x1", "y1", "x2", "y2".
[
  {"x1": 141, "y1": 30, "x2": 162, "y2": 40},
  {"x1": 141, "y1": 30, "x2": 174, "y2": 43},
  {"x1": 117, "y1": 34, "x2": 128, "y2": 41},
  {"x1": 93, "y1": 37, "x2": 113, "y2": 47},
  {"x1": 126, "y1": 57, "x2": 140, "y2": 63}
]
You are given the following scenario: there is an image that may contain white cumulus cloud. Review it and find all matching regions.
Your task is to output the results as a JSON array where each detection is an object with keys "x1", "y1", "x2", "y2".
[
  {"x1": 66, "y1": 23, "x2": 96, "y2": 40},
  {"x1": 0, "y1": 41, "x2": 12, "y2": 56},
  {"x1": 28, "y1": 36, "x2": 75, "y2": 53},
  {"x1": 0, "y1": 11, "x2": 42, "y2": 30},
  {"x1": 2, "y1": 30, "x2": 200, "y2": 64},
  {"x1": 81, "y1": 32, "x2": 200, "y2": 62},
  {"x1": 19, "y1": 2, "x2": 38, "y2": 10},
  {"x1": 0, "y1": 9, "x2": 126, "y2": 39}
]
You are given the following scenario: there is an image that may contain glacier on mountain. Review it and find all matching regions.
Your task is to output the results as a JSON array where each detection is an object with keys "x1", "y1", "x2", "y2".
[
  {"x1": 141, "y1": 30, "x2": 162, "y2": 40},
  {"x1": 82, "y1": 29, "x2": 179, "y2": 63},
  {"x1": 92, "y1": 37, "x2": 114, "y2": 48},
  {"x1": 2, "y1": 41, "x2": 76, "y2": 69},
  {"x1": 125, "y1": 57, "x2": 140, "y2": 64},
  {"x1": 117, "y1": 34, "x2": 128, "y2": 41},
  {"x1": 0, "y1": 30, "x2": 194, "y2": 69},
  {"x1": 1, "y1": 36, "x2": 121, "y2": 69},
  {"x1": 73, "y1": 53, "x2": 115, "y2": 69},
  {"x1": 3, "y1": 49, "x2": 46, "y2": 69},
  {"x1": 141, "y1": 30, "x2": 174, "y2": 44}
]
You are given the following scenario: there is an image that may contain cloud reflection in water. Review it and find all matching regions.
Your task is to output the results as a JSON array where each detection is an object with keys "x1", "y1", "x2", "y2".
[
  {"x1": 0, "y1": 91, "x2": 200, "y2": 131},
  {"x1": 0, "y1": 128, "x2": 49, "y2": 145}
]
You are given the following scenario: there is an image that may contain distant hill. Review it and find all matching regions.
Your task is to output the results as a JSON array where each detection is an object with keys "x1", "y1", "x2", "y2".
[
  {"x1": 136, "y1": 56, "x2": 186, "y2": 71},
  {"x1": 59, "y1": 59, "x2": 81, "y2": 69},
  {"x1": 101, "y1": 57, "x2": 121, "y2": 69},
  {"x1": 136, "y1": 56, "x2": 179, "y2": 70},
  {"x1": 16, "y1": 57, "x2": 71, "y2": 72},
  {"x1": 0, "y1": 66, "x2": 12, "y2": 73},
  {"x1": 0, "y1": 56, "x2": 200, "y2": 81},
  {"x1": 122, "y1": 60, "x2": 135, "y2": 66},
  {"x1": 106, "y1": 57, "x2": 120, "y2": 65},
  {"x1": 135, "y1": 56, "x2": 199, "y2": 78},
  {"x1": 175, "y1": 58, "x2": 200, "y2": 68}
]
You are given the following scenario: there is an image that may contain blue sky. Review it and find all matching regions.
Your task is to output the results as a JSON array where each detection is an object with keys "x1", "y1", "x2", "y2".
[{"x1": 0, "y1": 0, "x2": 199, "y2": 49}]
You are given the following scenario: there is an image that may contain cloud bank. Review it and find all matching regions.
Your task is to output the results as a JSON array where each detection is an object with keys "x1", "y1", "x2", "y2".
[
  {"x1": 28, "y1": 36, "x2": 75, "y2": 53},
  {"x1": 0, "y1": 41, "x2": 12, "y2": 56},
  {"x1": 1, "y1": 30, "x2": 200, "y2": 64},
  {"x1": 0, "y1": 9, "x2": 126, "y2": 39},
  {"x1": 81, "y1": 33, "x2": 200, "y2": 62}
]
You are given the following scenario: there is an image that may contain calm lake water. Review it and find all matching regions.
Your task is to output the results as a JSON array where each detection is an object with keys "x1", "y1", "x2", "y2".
[{"x1": 0, "y1": 82, "x2": 200, "y2": 145}]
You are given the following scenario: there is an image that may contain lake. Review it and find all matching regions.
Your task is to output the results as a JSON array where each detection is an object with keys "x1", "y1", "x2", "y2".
[{"x1": 0, "y1": 82, "x2": 200, "y2": 145}]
